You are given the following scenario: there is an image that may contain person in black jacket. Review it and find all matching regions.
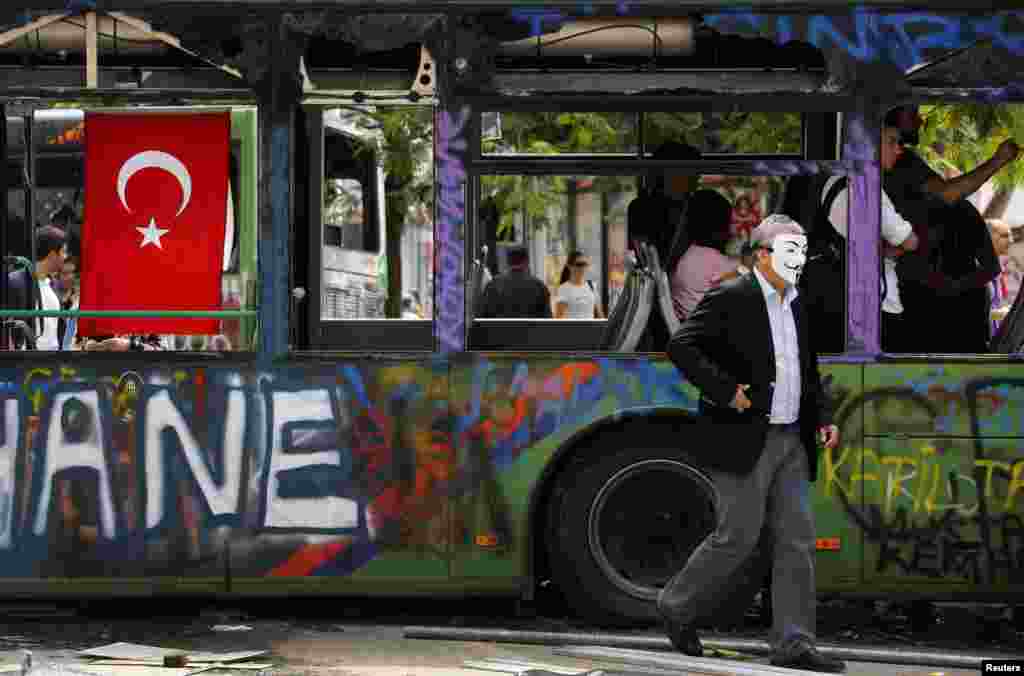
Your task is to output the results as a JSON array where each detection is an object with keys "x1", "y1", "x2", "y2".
[
  {"x1": 4, "y1": 225, "x2": 66, "y2": 349},
  {"x1": 476, "y1": 245, "x2": 552, "y2": 319},
  {"x1": 660, "y1": 214, "x2": 844, "y2": 673}
]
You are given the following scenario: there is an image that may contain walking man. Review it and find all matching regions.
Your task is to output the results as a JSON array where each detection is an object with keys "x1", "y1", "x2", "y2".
[{"x1": 661, "y1": 214, "x2": 844, "y2": 673}]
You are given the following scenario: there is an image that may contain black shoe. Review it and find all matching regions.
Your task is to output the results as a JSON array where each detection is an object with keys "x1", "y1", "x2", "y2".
[
  {"x1": 770, "y1": 645, "x2": 846, "y2": 673},
  {"x1": 658, "y1": 613, "x2": 702, "y2": 657}
]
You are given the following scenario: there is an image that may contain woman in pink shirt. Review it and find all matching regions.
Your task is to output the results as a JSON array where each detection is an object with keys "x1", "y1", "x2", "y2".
[{"x1": 671, "y1": 189, "x2": 741, "y2": 321}]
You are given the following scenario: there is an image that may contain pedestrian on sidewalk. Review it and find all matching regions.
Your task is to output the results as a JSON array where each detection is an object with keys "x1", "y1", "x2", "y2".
[{"x1": 661, "y1": 213, "x2": 845, "y2": 673}]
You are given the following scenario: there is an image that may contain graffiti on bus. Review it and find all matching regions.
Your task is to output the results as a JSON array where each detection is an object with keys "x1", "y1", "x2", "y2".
[
  {"x1": 0, "y1": 359, "x2": 691, "y2": 577},
  {"x1": 3, "y1": 360, "x2": 1024, "y2": 583},
  {"x1": 825, "y1": 381, "x2": 1024, "y2": 583},
  {"x1": 504, "y1": 5, "x2": 1024, "y2": 69},
  {"x1": 436, "y1": 107, "x2": 470, "y2": 353}
]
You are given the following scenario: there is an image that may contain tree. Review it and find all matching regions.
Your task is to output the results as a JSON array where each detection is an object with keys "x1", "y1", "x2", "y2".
[
  {"x1": 339, "y1": 105, "x2": 434, "y2": 319},
  {"x1": 916, "y1": 103, "x2": 1024, "y2": 219}
]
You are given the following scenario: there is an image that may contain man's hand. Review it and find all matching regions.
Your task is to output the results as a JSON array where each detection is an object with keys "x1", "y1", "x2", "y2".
[
  {"x1": 994, "y1": 139, "x2": 1021, "y2": 167},
  {"x1": 818, "y1": 424, "x2": 840, "y2": 450},
  {"x1": 731, "y1": 384, "x2": 752, "y2": 412}
]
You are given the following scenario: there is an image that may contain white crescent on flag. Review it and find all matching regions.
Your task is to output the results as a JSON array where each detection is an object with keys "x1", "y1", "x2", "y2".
[{"x1": 117, "y1": 150, "x2": 193, "y2": 217}]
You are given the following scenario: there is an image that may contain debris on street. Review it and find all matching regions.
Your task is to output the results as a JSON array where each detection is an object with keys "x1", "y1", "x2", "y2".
[
  {"x1": 74, "y1": 643, "x2": 270, "y2": 673},
  {"x1": 553, "y1": 646, "x2": 825, "y2": 676},
  {"x1": 462, "y1": 657, "x2": 591, "y2": 674}
]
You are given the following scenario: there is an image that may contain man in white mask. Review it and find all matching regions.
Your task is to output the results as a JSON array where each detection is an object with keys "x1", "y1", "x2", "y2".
[{"x1": 662, "y1": 214, "x2": 844, "y2": 673}]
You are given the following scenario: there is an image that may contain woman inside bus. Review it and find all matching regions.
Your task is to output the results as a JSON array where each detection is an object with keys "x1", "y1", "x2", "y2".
[
  {"x1": 555, "y1": 251, "x2": 604, "y2": 319},
  {"x1": 670, "y1": 189, "x2": 743, "y2": 322}
]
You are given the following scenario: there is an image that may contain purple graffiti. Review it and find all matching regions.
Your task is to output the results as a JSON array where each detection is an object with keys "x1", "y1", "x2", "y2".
[{"x1": 436, "y1": 107, "x2": 470, "y2": 353}]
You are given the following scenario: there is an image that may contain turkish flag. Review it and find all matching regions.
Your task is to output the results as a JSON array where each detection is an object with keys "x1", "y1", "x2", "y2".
[{"x1": 78, "y1": 112, "x2": 230, "y2": 336}]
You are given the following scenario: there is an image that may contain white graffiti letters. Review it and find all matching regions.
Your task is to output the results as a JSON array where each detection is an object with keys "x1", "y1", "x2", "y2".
[
  {"x1": 33, "y1": 390, "x2": 118, "y2": 539},
  {"x1": 144, "y1": 388, "x2": 246, "y2": 530}
]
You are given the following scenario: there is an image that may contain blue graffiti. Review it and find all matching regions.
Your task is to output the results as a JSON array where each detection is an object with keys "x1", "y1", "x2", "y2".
[
  {"x1": 703, "y1": 11, "x2": 1024, "y2": 71},
  {"x1": 510, "y1": 1, "x2": 634, "y2": 36}
]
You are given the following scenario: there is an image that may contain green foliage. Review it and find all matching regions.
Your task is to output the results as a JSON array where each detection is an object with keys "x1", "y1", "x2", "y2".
[
  {"x1": 715, "y1": 112, "x2": 802, "y2": 154},
  {"x1": 917, "y1": 104, "x2": 1024, "y2": 190},
  {"x1": 479, "y1": 111, "x2": 802, "y2": 238},
  {"x1": 641, "y1": 112, "x2": 703, "y2": 149}
]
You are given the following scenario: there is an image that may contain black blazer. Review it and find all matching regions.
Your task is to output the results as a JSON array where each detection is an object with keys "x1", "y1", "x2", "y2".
[
  {"x1": 3, "y1": 268, "x2": 42, "y2": 345},
  {"x1": 666, "y1": 272, "x2": 831, "y2": 481}
]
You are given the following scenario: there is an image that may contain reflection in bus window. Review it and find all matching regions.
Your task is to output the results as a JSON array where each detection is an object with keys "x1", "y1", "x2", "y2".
[
  {"x1": 2, "y1": 107, "x2": 259, "y2": 353},
  {"x1": 321, "y1": 106, "x2": 434, "y2": 320}
]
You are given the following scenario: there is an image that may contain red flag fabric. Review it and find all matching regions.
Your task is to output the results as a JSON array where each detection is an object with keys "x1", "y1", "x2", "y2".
[{"x1": 79, "y1": 112, "x2": 230, "y2": 336}]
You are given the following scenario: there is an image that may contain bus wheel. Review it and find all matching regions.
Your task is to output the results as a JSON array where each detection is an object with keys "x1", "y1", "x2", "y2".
[{"x1": 544, "y1": 440, "x2": 718, "y2": 626}]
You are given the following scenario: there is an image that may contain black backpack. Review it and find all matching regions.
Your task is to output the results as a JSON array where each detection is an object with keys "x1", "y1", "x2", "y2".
[
  {"x1": 3, "y1": 256, "x2": 40, "y2": 350},
  {"x1": 797, "y1": 176, "x2": 848, "y2": 355}
]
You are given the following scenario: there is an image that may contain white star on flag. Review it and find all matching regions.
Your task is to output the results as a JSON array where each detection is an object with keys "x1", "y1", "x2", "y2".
[{"x1": 136, "y1": 217, "x2": 169, "y2": 249}]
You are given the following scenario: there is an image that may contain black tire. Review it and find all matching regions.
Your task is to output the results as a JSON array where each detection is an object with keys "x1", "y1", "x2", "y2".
[{"x1": 544, "y1": 426, "x2": 772, "y2": 627}]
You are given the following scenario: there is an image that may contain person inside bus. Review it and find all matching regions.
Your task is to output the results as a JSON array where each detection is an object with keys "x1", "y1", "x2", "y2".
[
  {"x1": 55, "y1": 255, "x2": 81, "y2": 350},
  {"x1": 476, "y1": 245, "x2": 552, "y2": 319},
  {"x1": 4, "y1": 225, "x2": 66, "y2": 350},
  {"x1": 884, "y1": 105, "x2": 1019, "y2": 353},
  {"x1": 626, "y1": 140, "x2": 702, "y2": 351},
  {"x1": 820, "y1": 124, "x2": 919, "y2": 352},
  {"x1": 670, "y1": 189, "x2": 743, "y2": 322},
  {"x1": 987, "y1": 218, "x2": 1017, "y2": 334},
  {"x1": 662, "y1": 214, "x2": 845, "y2": 674},
  {"x1": 555, "y1": 251, "x2": 604, "y2": 319}
]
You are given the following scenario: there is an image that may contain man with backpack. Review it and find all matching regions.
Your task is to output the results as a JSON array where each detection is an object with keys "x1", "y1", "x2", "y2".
[
  {"x1": 813, "y1": 124, "x2": 919, "y2": 352},
  {"x1": 4, "y1": 225, "x2": 66, "y2": 350}
]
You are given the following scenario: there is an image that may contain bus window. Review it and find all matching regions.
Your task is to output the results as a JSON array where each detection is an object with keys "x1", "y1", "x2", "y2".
[
  {"x1": 477, "y1": 174, "x2": 633, "y2": 323},
  {"x1": 884, "y1": 103, "x2": 1024, "y2": 355},
  {"x1": 469, "y1": 109, "x2": 841, "y2": 352},
  {"x1": 470, "y1": 172, "x2": 839, "y2": 352},
  {"x1": 1, "y1": 107, "x2": 259, "y2": 353},
  {"x1": 318, "y1": 106, "x2": 434, "y2": 323}
]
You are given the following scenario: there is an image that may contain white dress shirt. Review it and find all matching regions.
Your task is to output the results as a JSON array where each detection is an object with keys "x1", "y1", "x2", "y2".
[
  {"x1": 753, "y1": 266, "x2": 801, "y2": 424},
  {"x1": 36, "y1": 277, "x2": 61, "y2": 351},
  {"x1": 825, "y1": 176, "x2": 914, "y2": 314}
]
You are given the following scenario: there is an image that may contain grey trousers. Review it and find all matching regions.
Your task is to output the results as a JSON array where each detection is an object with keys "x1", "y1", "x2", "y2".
[{"x1": 658, "y1": 422, "x2": 816, "y2": 656}]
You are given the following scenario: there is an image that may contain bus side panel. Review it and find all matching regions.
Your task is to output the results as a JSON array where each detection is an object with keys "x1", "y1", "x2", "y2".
[
  {"x1": 812, "y1": 362, "x2": 865, "y2": 592},
  {"x1": 446, "y1": 356, "x2": 866, "y2": 594},
  {"x1": 448, "y1": 354, "x2": 700, "y2": 584},
  {"x1": 861, "y1": 363, "x2": 1024, "y2": 593},
  {"x1": 0, "y1": 360, "x2": 451, "y2": 597}
]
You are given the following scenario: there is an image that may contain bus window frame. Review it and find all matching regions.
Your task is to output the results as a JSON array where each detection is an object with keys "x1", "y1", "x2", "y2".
[
  {"x1": 466, "y1": 100, "x2": 844, "y2": 354},
  {"x1": 303, "y1": 103, "x2": 435, "y2": 353}
]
